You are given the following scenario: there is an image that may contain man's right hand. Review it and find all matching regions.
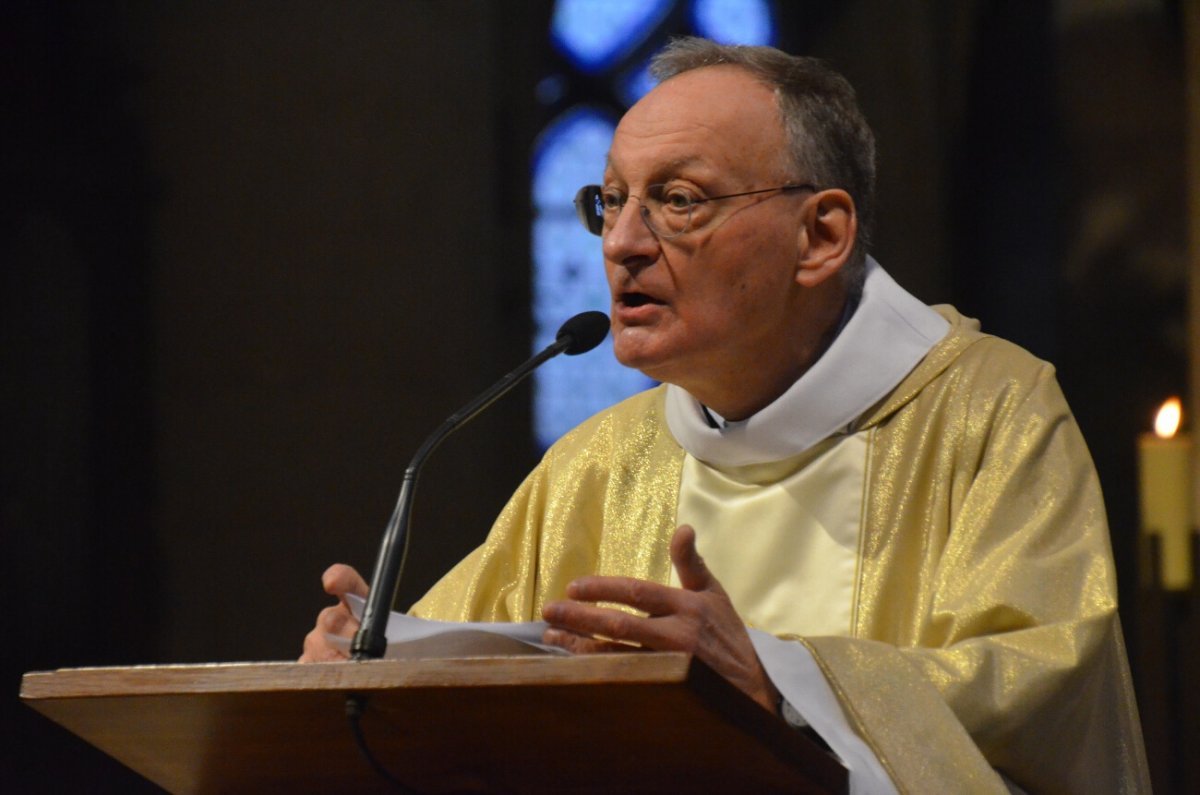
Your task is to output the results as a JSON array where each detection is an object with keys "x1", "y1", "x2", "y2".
[{"x1": 299, "y1": 563, "x2": 368, "y2": 662}]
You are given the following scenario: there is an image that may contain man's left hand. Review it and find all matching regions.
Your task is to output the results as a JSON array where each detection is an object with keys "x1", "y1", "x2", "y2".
[{"x1": 541, "y1": 524, "x2": 780, "y2": 712}]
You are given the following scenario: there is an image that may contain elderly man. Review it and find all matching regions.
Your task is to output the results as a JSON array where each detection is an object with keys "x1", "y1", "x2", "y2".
[{"x1": 303, "y1": 38, "x2": 1148, "y2": 792}]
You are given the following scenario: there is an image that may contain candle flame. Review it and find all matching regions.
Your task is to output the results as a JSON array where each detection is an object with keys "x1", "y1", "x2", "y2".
[{"x1": 1154, "y1": 397, "x2": 1183, "y2": 439}]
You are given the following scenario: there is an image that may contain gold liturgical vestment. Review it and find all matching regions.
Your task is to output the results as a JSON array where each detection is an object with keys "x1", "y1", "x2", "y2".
[{"x1": 412, "y1": 308, "x2": 1149, "y2": 793}]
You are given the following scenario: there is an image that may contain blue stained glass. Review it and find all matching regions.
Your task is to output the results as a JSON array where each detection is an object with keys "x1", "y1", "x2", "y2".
[
  {"x1": 532, "y1": 106, "x2": 614, "y2": 207},
  {"x1": 616, "y1": 58, "x2": 658, "y2": 106},
  {"x1": 531, "y1": 108, "x2": 656, "y2": 449},
  {"x1": 551, "y1": 0, "x2": 675, "y2": 74},
  {"x1": 691, "y1": 0, "x2": 776, "y2": 46}
]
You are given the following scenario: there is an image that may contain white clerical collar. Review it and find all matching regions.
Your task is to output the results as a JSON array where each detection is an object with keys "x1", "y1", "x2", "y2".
[{"x1": 664, "y1": 258, "x2": 949, "y2": 466}]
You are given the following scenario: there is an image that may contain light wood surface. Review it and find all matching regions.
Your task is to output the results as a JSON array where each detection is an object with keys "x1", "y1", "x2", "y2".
[{"x1": 21, "y1": 653, "x2": 847, "y2": 794}]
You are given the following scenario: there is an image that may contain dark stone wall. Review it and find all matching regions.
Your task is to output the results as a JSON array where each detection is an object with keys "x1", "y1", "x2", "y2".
[
  {"x1": 3, "y1": 1, "x2": 1188, "y2": 790},
  {"x1": 4, "y1": 1, "x2": 546, "y2": 788}
]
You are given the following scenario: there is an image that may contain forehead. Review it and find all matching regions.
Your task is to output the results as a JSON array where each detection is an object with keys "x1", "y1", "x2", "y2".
[{"x1": 607, "y1": 66, "x2": 786, "y2": 181}]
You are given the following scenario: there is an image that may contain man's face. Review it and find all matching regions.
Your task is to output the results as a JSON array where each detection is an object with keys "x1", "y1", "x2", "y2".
[{"x1": 602, "y1": 66, "x2": 811, "y2": 402}]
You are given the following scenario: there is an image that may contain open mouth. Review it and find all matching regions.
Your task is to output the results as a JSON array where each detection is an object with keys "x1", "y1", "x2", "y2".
[{"x1": 621, "y1": 292, "x2": 664, "y2": 308}]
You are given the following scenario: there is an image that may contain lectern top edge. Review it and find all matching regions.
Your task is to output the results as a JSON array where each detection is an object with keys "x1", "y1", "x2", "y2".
[{"x1": 21, "y1": 652, "x2": 697, "y2": 700}]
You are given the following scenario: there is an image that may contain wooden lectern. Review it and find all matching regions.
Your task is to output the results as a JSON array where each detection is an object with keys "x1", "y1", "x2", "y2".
[{"x1": 21, "y1": 651, "x2": 847, "y2": 793}]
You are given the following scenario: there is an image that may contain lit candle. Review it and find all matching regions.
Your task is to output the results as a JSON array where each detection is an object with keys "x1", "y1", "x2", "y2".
[{"x1": 1138, "y1": 397, "x2": 1194, "y2": 591}]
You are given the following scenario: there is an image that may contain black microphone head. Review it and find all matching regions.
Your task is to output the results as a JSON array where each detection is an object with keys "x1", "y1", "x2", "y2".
[{"x1": 556, "y1": 311, "x2": 610, "y2": 355}]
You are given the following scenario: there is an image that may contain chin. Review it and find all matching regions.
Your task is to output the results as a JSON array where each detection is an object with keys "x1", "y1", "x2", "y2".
[
  {"x1": 613, "y1": 345, "x2": 676, "y2": 385},
  {"x1": 613, "y1": 325, "x2": 697, "y2": 380},
  {"x1": 613, "y1": 343, "x2": 654, "y2": 373}
]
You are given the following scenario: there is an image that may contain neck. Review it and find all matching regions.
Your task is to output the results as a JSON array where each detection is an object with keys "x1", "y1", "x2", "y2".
[{"x1": 691, "y1": 289, "x2": 850, "y2": 422}]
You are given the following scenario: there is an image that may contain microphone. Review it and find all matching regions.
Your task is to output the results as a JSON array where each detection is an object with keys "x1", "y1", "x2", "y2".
[
  {"x1": 555, "y1": 310, "x2": 610, "y2": 355},
  {"x1": 351, "y1": 310, "x2": 610, "y2": 659}
]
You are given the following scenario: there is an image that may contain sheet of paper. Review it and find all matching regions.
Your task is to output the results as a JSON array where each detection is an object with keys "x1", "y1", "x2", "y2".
[{"x1": 325, "y1": 593, "x2": 567, "y2": 657}]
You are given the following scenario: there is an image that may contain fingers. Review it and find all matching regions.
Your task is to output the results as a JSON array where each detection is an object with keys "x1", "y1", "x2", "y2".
[
  {"x1": 670, "y1": 524, "x2": 714, "y2": 592},
  {"x1": 318, "y1": 603, "x2": 358, "y2": 637},
  {"x1": 299, "y1": 602, "x2": 361, "y2": 662},
  {"x1": 542, "y1": 627, "x2": 638, "y2": 654},
  {"x1": 543, "y1": 598, "x2": 696, "y2": 653},
  {"x1": 544, "y1": 529, "x2": 776, "y2": 712},
  {"x1": 300, "y1": 626, "x2": 349, "y2": 662},
  {"x1": 322, "y1": 563, "x2": 369, "y2": 601},
  {"x1": 300, "y1": 565, "x2": 366, "y2": 664},
  {"x1": 300, "y1": 630, "x2": 350, "y2": 662},
  {"x1": 565, "y1": 575, "x2": 681, "y2": 616},
  {"x1": 559, "y1": 525, "x2": 719, "y2": 612}
]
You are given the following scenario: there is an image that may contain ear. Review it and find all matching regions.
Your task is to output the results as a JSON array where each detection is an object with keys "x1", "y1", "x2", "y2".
[{"x1": 795, "y1": 189, "x2": 856, "y2": 288}]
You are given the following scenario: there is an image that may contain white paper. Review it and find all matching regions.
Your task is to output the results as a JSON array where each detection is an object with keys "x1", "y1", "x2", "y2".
[{"x1": 326, "y1": 593, "x2": 567, "y2": 657}]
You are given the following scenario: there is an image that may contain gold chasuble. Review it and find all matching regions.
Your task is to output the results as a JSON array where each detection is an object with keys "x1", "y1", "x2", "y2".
[{"x1": 411, "y1": 306, "x2": 1149, "y2": 793}]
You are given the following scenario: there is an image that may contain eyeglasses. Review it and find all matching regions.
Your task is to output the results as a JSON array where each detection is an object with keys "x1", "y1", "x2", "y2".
[{"x1": 573, "y1": 182, "x2": 816, "y2": 239}]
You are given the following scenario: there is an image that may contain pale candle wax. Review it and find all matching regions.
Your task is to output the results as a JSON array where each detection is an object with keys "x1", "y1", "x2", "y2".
[{"x1": 1138, "y1": 397, "x2": 1194, "y2": 591}]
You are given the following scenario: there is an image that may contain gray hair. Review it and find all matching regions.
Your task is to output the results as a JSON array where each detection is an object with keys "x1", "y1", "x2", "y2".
[{"x1": 650, "y1": 37, "x2": 877, "y2": 294}]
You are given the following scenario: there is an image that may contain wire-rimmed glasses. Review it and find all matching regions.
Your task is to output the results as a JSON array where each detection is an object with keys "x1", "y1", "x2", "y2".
[{"x1": 573, "y1": 182, "x2": 816, "y2": 239}]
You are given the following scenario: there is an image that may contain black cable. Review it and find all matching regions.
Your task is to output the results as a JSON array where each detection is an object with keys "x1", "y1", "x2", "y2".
[{"x1": 345, "y1": 693, "x2": 420, "y2": 793}]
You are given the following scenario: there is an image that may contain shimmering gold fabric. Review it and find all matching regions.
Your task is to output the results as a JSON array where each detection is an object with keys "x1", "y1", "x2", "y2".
[
  {"x1": 411, "y1": 307, "x2": 1150, "y2": 794},
  {"x1": 410, "y1": 390, "x2": 683, "y2": 622},
  {"x1": 810, "y1": 309, "x2": 1149, "y2": 793}
]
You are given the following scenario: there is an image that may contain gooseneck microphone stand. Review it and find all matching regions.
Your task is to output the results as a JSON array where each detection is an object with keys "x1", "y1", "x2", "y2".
[
  {"x1": 343, "y1": 310, "x2": 610, "y2": 790},
  {"x1": 350, "y1": 310, "x2": 609, "y2": 660}
]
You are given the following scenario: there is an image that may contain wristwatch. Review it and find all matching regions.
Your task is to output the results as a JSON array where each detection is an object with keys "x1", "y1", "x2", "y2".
[
  {"x1": 779, "y1": 695, "x2": 808, "y2": 729},
  {"x1": 779, "y1": 696, "x2": 833, "y2": 752}
]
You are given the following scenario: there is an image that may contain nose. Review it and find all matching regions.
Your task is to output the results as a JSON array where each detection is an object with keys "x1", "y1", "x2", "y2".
[{"x1": 602, "y1": 197, "x2": 660, "y2": 267}]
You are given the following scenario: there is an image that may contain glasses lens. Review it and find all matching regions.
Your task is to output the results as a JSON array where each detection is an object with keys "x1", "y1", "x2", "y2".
[
  {"x1": 572, "y1": 184, "x2": 696, "y2": 238},
  {"x1": 574, "y1": 185, "x2": 605, "y2": 236},
  {"x1": 642, "y1": 184, "x2": 693, "y2": 238}
]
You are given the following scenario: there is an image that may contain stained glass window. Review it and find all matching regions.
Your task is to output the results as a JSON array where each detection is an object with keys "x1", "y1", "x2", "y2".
[{"x1": 532, "y1": 0, "x2": 777, "y2": 449}]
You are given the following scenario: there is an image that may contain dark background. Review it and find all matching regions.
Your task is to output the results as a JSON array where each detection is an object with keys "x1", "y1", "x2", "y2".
[{"x1": 3, "y1": 1, "x2": 1191, "y2": 791}]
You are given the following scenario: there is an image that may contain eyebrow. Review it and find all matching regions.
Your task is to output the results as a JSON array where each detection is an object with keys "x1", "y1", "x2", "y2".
[{"x1": 603, "y1": 154, "x2": 708, "y2": 179}]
